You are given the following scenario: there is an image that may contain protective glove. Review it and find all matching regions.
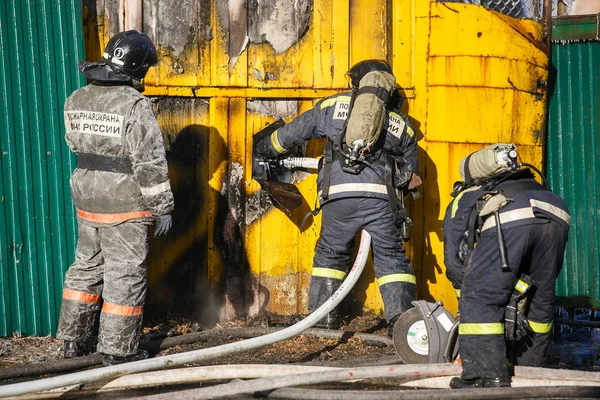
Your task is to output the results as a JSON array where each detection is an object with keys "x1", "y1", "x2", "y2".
[
  {"x1": 504, "y1": 274, "x2": 533, "y2": 341},
  {"x1": 514, "y1": 309, "x2": 530, "y2": 341},
  {"x1": 154, "y1": 214, "x2": 172, "y2": 238},
  {"x1": 504, "y1": 296, "x2": 519, "y2": 341}
]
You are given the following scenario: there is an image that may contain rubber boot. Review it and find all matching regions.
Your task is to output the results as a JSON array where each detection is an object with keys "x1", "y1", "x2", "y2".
[
  {"x1": 387, "y1": 314, "x2": 401, "y2": 337},
  {"x1": 102, "y1": 349, "x2": 150, "y2": 367},
  {"x1": 450, "y1": 376, "x2": 511, "y2": 389},
  {"x1": 63, "y1": 341, "x2": 85, "y2": 358},
  {"x1": 314, "y1": 312, "x2": 340, "y2": 330}
]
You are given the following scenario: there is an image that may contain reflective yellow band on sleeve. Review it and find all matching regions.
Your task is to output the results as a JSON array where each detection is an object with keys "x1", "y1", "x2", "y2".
[
  {"x1": 515, "y1": 279, "x2": 529, "y2": 294},
  {"x1": 454, "y1": 288, "x2": 461, "y2": 298},
  {"x1": 270, "y1": 130, "x2": 287, "y2": 154},
  {"x1": 377, "y1": 273, "x2": 417, "y2": 286},
  {"x1": 450, "y1": 198, "x2": 460, "y2": 219},
  {"x1": 311, "y1": 267, "x2": 347, "y2": 280},
  {"x1": 320, "y1": 96, "x2": 351, "y2": 110},
  {"x1": 527, "y1": 320, "x2": 552, "y2": 333},
  {"x1": 451, "y1": 186, "x2": 480, "y2": 218},
  {"x1": 406, "y1": 125, "x2": 415, "y2": 138},
  {"x1": 459, "y1": 322, "x2": 504, "y2": 335},
  {"x1": 320, "y1": 98, "x2": 337, "y2": 109}
]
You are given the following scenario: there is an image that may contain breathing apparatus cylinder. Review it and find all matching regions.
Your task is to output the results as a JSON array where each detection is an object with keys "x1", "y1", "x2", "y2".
[
  {"x1": 345, "y1": 70, "x2": 397, "y2": 154},
  {"x1": 459, "y1": 143, "x2": 518, "y2": 183}
]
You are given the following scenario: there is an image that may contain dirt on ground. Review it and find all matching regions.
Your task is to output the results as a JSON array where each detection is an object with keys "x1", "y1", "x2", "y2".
[
  {"x1": 0, "y1": 311, "x2": 397, "y2": 372},
  {"x1": 2, "y1": 310, "x2": 598, "y2": 400}
]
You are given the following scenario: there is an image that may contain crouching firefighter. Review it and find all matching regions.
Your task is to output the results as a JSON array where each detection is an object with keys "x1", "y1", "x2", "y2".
[
  {"x1": 442, "y1": 143, "x2": 570, "y2": 388},
  {"x1": 254, "y1": 59, "x2": 422, "y2": 334},
  {"x1": 57, "y1": 31, "x2": 174, "y2": 366}
]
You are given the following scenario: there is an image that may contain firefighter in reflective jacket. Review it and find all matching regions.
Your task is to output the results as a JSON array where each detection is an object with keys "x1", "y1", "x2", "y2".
[
  {"x1": 443, "y1": 144, "x2": 570, "y2": 388},
  {"x1": 255, "y1": 60, "x2": 421, "y2": 332},
  {"x1": 56, "y1": 31, "x2": 174, "y2": 366}
]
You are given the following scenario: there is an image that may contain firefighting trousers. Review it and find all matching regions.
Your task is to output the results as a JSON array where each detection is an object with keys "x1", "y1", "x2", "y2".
[
  {"x1": 308, "y1": 197, "x2": 416, "y2": 322},
  {"x1": 458, "y1": 219, "x2": 568, "y2": 380},
  {"x1": 57, "y1": 219, "x2": 149, "y2": 356}
]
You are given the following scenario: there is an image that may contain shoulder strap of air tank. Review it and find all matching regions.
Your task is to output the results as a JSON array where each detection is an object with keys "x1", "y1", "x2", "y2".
[
  {"x1": 463, "y1": 153, "x2": 473, "y2": 184},
  {"x1": 356, "y1": 85, "x2": 392, "y2": 103},
  {"x1": 464, "y1": 206, "x2": 480, "y2": 264},
  {"x1": 321, "y1": 141, "x2": 333, "y2": 200},
  {"x1": 321, "y1": 88, "x2": 358, "y2": 198}
]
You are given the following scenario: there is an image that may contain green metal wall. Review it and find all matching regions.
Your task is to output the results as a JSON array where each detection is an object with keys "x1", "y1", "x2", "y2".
[
  {"x1": 548, "y1": 18, "x2": 600, "y2": 308},
  {"x1": 0, "y1": 0, "x2": 85, "y2": 336}
]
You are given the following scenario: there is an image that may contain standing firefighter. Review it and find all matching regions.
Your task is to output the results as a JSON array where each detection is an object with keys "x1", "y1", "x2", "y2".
[
  {"x1": 443, "y1": 144, "x2": 570, "y2": 388},
  {"x1": 57, "y1": 30, "x2": 174, "y2": 366},
  {"x1": 255, "y1": 59, "x2": 422, "y2": 333}
]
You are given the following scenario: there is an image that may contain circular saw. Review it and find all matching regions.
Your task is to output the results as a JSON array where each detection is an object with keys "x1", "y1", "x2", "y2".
[{"x1": 392, "y1": 300, "x2": 459, "y2": 364}]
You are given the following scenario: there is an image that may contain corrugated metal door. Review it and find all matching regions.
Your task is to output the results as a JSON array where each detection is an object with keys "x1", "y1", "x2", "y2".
[
  {"x1": 547, "y1": 17, "x2": 600, "y2": 308},
  {"x1": 0, "y1": 0, "x2": 85, "y2": 336}
]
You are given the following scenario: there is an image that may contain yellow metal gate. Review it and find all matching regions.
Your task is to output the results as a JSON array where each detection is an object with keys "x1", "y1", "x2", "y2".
[{"x1": 82, "y1": 0, "x2": 548, "y2": 320}]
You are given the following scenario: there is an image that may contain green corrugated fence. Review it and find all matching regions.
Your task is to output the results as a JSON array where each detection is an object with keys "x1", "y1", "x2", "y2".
[
  {"x1": 548, "y1": 17, "x2": 600, "y2": 309},
  {"x1": 0, "y1": 0, "x2": 84, "y2": 336}
]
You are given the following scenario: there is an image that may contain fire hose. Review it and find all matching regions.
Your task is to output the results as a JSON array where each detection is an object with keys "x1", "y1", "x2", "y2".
[
  {"x1": 0, "y1": 328, "x2": 392, "y2": 381},
  {"x1": 0, "y1": 231, "x2": 372, "y2": 398}
]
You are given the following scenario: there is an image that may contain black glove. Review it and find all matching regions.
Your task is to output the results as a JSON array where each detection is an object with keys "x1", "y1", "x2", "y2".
[
  {"x1": 504, "y1": 297, "x2": 518, "y2": 341},
  {"x1": 514, "y1": 309, "x2": 530, "y2": 341},
  {"x1": 154, "y1": 214, "x2": 172, "y2": 238},
  {"x1": 504, "y1": 274, "x2": 533, "y2": 341}
]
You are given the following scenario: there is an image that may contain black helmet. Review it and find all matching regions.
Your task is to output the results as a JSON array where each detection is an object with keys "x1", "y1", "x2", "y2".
[
  {"x1": 345, "y1": 59, "x2": 393, "y2": 87},
  {"x1": 101, "y1": 30, "x2": 158, "y2": 81}
]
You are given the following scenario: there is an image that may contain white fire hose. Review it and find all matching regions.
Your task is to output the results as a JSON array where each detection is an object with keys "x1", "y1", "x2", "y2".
[{"x1": 0, "y1": 231, "x2": 372, "y2": 398}]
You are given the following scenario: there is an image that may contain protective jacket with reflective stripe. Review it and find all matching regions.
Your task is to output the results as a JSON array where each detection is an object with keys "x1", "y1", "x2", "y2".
[
  {"x1": 64, "y1": 83, "x2": 174, "y2": 221},
  {"x1": 259, "y1": 92, "x2": 419, "y2": 202},
  {"x1": 443, "y1": 174, "x2": 570, "y2": 289}
]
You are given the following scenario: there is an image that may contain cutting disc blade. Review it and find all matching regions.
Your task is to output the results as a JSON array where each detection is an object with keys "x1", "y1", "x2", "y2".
[{"x1": 392, "y1": 307, "x2": 430, "y2": 364}]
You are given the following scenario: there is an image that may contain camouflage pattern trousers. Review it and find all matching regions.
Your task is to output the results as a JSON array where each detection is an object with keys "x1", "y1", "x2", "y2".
[{"x1": 57, "y1": 219, "x2": 149, "y2": 356}]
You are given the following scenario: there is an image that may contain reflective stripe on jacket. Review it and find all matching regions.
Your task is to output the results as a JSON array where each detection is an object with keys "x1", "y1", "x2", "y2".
[
  {"x1": 268, "y1": 92, "x2": 419, "y2": 202},
  {"x1": 443, "y1": 176, "x2": 570, "y2": 290},
  {"x1": 481, "y1": 199, "x2": 571, "y2": 232}
]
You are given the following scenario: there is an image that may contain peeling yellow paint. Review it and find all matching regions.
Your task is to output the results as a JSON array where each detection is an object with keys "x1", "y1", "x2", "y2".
[{"x1": 85, "y1": 0, "x2": 548, "y2": 319}]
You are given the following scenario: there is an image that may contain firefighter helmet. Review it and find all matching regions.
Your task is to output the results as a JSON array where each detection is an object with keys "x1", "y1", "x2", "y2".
[
  {"x1": 101, "y1": 30, "x2": 159, "y2": 81},
  {"x1": 345, "y1": 59, "x2": 393, "y2": 87}
]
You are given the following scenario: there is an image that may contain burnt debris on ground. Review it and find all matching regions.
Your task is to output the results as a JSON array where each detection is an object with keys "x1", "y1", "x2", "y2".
[{"x1": 0, "y1": 311, "x2": 396, "y2": 379}]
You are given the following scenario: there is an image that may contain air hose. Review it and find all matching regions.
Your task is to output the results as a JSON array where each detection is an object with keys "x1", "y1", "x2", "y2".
[{"x1": 0, "y1": 231, "x2": 372, "y2": 398}]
